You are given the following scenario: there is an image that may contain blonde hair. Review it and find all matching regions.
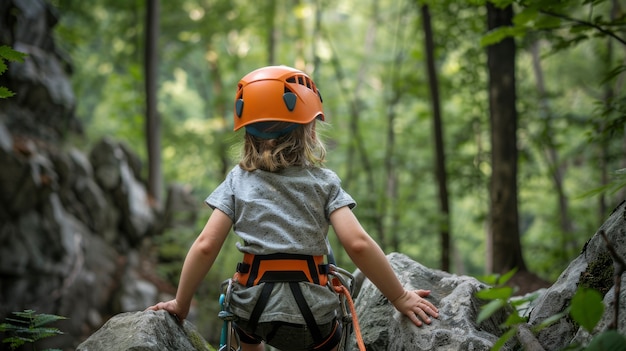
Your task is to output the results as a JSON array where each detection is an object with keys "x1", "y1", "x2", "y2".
[{"x1": 239, "y1": 121, "x2": 326, "y2": 172}]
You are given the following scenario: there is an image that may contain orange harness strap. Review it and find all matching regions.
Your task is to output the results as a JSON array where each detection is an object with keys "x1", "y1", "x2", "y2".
[{"x1": 234, "y1": 253, "x2": 329, "y2": 287}]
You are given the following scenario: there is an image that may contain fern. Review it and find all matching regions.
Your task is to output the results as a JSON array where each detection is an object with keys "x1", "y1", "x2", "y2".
[
  {"x1": 0, "y1": 310, "x2": 66, "y2": 351},
  {"x1": 0, "y1": 45, "x2": 27, "y2": 98}
]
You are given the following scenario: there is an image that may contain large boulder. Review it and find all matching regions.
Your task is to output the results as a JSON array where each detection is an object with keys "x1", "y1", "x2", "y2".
[
  {"x1": 76, "y1": 310, "x2": 211, "y2": 351},
  {"x1": 346, "y1": 253, "x2": 510, "y2": 351}
]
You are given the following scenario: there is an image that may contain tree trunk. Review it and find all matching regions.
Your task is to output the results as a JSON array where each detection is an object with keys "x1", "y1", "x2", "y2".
[
  {"x1": 145, "y1": 0, "x2": 161, "y2": 203},
  {"x1": 266, "y1": 0, "x2": 277, "y2": 65},
  {"x1": 421, "y1": 4, "x2": 451, "y2": 272},
  {"x1": 530, "y1": 40, "x2": 575, "y2": 258},
  {"x1": 486, "y1": 3, "x2": 526, "y2": 274}
]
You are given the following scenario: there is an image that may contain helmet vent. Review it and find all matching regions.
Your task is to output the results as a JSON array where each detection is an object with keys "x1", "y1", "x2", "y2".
[{"x1": 287, "y1": 75, "x2": 317, "y2": 93}]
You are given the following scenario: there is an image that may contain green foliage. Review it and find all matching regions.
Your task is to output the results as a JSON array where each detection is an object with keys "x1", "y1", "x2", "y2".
[
  {"x1": 578, "y1": 169, "x2": 626, "y2": 200},
  {"x1": 475, "y1": 269, "x2": 532, "y2": 349},
  {"x1": 0, "y1": 45, "x2": 27, "y2": 98},
  {"x1": 0, "y1": 310, "x2": 66, "y2": 351},
  {"x1": 584, "y1": 330, "x2": 626, "y2": 351},
  {"x1": 475, "y1": 271, "x2": 626, "y2": 350}
]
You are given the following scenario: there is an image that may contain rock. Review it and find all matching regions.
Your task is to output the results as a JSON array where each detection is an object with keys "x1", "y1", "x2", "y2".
[
  {"x1": 0, "y1": 0, "x2": 80, "y2": 141},
  {"x1": 347, "y1": 253, "x2": 510, "y2": 351},
  {"x1": 528, "y1": 200, "x2": 626, "y2": 349},
  {"x1": 90, "y1": 138, "x2": 155, "y2": 247},
  {"x1": 76, "y1": 310, "x2": 211, "y2": 351}
]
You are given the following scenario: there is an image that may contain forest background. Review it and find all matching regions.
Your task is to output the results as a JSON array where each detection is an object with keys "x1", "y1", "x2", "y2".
[{"x1": 45, "y1": 0, "x2": 625, "y2": 331}]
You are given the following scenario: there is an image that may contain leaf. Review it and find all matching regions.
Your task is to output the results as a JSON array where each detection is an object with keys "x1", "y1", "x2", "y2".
[
  {"x1": 488, "y1": 0, "x2": 514, "y2": 9},
  {"x1": 0, "y1": 45, "x2": 27, "y2": 62},
  {"x1": 480, "y1": 27, "x2": 514, "y2": 47},
  {"x1": 32, "y1": 313, "x2": 67, "y2": 328},
  {"x1": 532, "y1": 308, "x2": 570, "y2": 332},
  {"x1": 503, "y1": 312, "x2": 526, "y2": 327},
  {"x1": 490, "y1": 327, "x2": 516, "y2": 351},
  {"x1": 476, "y1": 274, "x2": 499, "y2": 286},
  {"x1": 480, "y1": 26, "x2": 525, "y2": 47},
  {"x1": 601, "y1": 65, "x2": 626, "y2": 84},
  {"x1": 570, "y1": 287, "x2": 604, "y2": 333},
  {"x1": 476, "y1": 286, "x2": 514, "y2": 300},
  {"x1": 513, "y1": 8, "x2": 538, "y2": 26},
  {"x1": 477, "y1": 299, "x2": 506, "y2": 324},
  {"x1": 476, "y1": 268, "x2": 518, "y2": 286},
  {"x1": 498, "y1": 268, "x2": 518, "y2": 285},
  {"x1": 533, "y1": 14, "x2": 562, "y2": 30},
  {"x1": 585, "y1": 330, "x2": 626, "y2": 351}
]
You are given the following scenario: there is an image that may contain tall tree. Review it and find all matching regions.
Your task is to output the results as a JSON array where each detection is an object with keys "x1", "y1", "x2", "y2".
[
  {"x1": 145, "y1": 0, "x2": 162, "y2": 203},
  {"x1": 529, "y1": 39, "x2": 575, "y2": 260},
  {"x1": 486, "y1": 2, "x2": 527, "y2": 274},
  {"x1": 420, "y1": 3, "x2": 451, "y2": 272},
  {"x1": 266, "y1": 0, "x2": 277, "y2": 65}
]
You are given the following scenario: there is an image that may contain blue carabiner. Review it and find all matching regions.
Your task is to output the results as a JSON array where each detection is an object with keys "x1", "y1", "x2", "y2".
[{"x1": 219, "y1": 294, "x2": 227, "y2": 348}]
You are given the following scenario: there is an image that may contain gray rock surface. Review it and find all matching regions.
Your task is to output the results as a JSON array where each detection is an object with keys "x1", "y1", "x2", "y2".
[
  {"x1": 76, "y1": 310, "x2": 211, "y2": 351},
  {"x1": 347, "y1": 253, "x2": 510, "y2": 351},
  {"x1": 528, "y1": 201, "x2": 626, "y2": 350}
]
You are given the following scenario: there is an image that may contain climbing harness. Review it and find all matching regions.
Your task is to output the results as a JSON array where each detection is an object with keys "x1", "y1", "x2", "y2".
[
  {"x1": 218, "y1": 279, "x2": 240, "y2": 351},
  {"x1": 218, "y1": 254, "x2": 366, "y2": 351}
]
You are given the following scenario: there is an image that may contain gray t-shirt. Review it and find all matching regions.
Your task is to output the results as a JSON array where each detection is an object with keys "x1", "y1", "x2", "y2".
[{"x1": 205, "y1": 165, "x2": 356, "y2": 324}]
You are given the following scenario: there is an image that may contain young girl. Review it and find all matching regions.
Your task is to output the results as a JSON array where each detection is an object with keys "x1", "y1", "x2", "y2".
[{"x1": 148, "y1": 66, "x2": 438, "y2": 351}]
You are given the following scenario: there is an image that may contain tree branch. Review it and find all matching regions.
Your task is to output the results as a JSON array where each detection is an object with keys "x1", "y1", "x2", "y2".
[
  {"x1": 516, "y1": 323, "x2": 546, "y2": 351},
  {"x1": 540, "y1": 10, "x2": 626, "y2": 46}
]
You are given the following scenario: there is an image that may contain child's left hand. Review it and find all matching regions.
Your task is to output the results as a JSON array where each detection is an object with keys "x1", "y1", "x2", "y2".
[{"x1": 146, "y1": 299, "x2": 187, "y2": 323}]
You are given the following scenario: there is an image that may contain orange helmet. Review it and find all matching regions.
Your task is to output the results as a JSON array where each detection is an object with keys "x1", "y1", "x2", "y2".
[{"x1": 233, "y1": 66, "x2": 324, "y2": 135}]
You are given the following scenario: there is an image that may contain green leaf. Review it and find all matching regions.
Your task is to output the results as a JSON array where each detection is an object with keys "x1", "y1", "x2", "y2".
[
  {"x1": 490, "y1": 327, "x2": 516, "y2": 351},
  {"x1": 503, "y1": 312, "x2": 527, "y2": 327},
  {"x1": 0, "y1": 45, "x2": 27, "y2": 62},
  {"x1": 476, "y1": 286, "x2": 514, "y2": 300},
  {"x1": 532, "y1": 308, "x2": 570, "y2": 332},
  {"x1": 533, "y1": 14, "x2": 562, "y2": 29},
  {"x1": 585, "y1": 330, "x2": 626, "y2": 351},
  {"x1": 570, "y1": 287, "x2": 604, "y2": 333},
  {"x1": 477, "y1": 299, "x2": 506, "y2": 324},
  {"x1": 480, "y1": 26, "x2": 524, "y2": 47},
  {"x1": 32, "y1": 313, "x2": 67, "y2": 328},
  {"x1": 488, "y1": 0, "x2": 514, "y2": 9},
  {"x1": 476, "y1": 268, "x2": 518, "y2": 286},
  {"x1": 498, "y1": 268, "x2": 518, "y2": 285},
  {"x1": 510, "y1": 291, "x2": 540, "y2": 307},
  {"x1": 513, "y1": 8, "x2": 538, "y2": 26}
]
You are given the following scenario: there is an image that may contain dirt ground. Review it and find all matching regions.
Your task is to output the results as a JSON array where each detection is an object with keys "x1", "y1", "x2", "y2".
[{"x1": 508, "y1": 270, "x2": 552, "y2": 296}]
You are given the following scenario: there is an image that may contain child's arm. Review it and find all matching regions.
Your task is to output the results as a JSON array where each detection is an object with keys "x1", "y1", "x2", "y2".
[
  {"x1": 147, "y1": 209, "x2": 232, "y2": 321},
  {"x1": 330, "y1": 206, "x2": 439, "y2": 327}
]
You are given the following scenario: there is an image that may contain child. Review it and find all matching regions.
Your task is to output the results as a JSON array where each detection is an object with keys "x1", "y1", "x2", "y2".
[{"x1": 148, "y1": 65, "x2": 438, "y2": 351}]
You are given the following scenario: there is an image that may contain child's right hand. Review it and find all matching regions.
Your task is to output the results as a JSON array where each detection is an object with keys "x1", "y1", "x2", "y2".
[{"x1": 391, "y1": 289, "x2": 439, "y2": 327}]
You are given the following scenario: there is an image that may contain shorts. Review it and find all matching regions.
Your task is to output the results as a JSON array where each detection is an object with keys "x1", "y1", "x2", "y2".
[{"x1": 234, "y1": 318, "x2": 341, "y2": 351}]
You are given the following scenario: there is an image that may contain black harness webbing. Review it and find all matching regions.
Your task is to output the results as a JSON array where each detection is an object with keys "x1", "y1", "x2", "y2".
[{"x1": 289, "y1": 281, "x2": 324, "y2": 342}]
